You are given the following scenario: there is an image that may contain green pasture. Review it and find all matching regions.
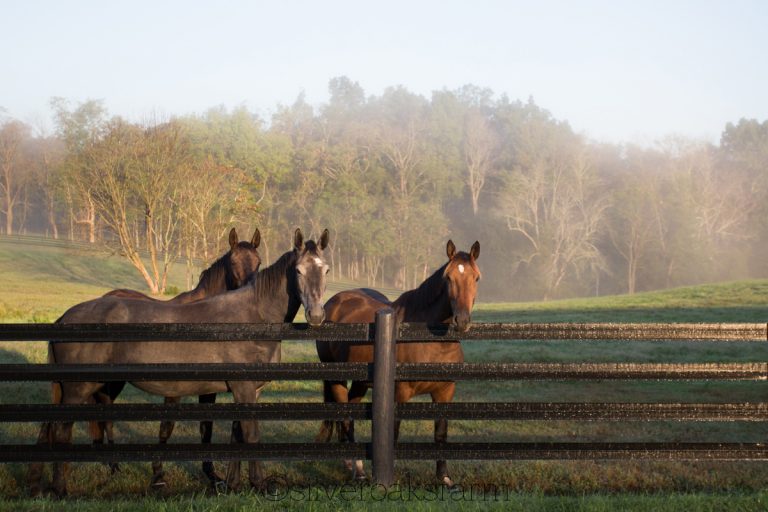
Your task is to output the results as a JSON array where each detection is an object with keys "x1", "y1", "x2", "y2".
[{"x1": 1, "y1": 240, "x2": 768, "y2": 509}]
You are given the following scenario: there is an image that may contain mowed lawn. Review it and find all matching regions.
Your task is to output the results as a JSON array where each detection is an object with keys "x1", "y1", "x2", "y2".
[{"x1": 1, "y1": 240, "x2": 768, "y2": 510}]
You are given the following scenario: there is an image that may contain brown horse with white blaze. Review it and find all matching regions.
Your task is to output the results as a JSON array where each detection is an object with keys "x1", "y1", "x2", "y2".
[{"x1": 316, "y1": 240, "x2": 480, "y2": 487}]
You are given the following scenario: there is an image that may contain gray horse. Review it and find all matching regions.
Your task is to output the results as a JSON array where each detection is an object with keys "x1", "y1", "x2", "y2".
[{"x1": 40, "y1": 228, "x2": 329, "y2": 497}]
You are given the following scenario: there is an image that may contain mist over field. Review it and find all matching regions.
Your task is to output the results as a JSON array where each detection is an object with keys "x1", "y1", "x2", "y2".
[{"x1": 0, "y1": 80, "x2": 766, "y2": 300}]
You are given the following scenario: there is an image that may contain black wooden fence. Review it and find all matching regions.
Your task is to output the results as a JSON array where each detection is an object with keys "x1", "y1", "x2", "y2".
[{"x1": 0, "y1": 311, "x2": 766, "y2": 487}]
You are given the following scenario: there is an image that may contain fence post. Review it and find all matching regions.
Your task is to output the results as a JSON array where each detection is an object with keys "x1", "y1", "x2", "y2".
[{"x1": 372, "y1": 307, "x2": 396, "y2": 487}]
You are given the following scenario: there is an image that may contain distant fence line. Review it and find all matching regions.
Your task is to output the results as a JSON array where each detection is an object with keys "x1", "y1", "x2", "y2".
[{"x1": 0, "y1": 316, "x2": 766, "y2": 486}]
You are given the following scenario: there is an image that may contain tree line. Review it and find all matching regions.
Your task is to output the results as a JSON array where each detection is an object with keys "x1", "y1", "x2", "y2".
[{"x1": 1, "y1": 77, "x2": 766, "y2": 300}]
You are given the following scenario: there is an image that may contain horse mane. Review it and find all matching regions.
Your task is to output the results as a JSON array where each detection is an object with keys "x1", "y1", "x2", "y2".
[
  {"x1": 393, "y1": 261, "x2": 449, "y2": 311},
  {"x1": 195, "y1": 252, "x2": 232, "y2": 293},
  {"x1": 251, "y1": 249, "x2": 297, "y2": 301}
]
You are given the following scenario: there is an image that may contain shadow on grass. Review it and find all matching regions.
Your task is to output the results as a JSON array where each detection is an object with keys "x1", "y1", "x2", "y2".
[{"x1": 0, "y1": 346, "x2": 30, "y2": 365}]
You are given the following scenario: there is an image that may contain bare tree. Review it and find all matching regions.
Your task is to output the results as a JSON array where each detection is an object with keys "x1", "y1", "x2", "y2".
[
  {"x1": 499, "y1": 141, "x2": 609, "y2": 300},
  {"x1": 462, "y1": 109, "x2": 498, "y2": 216},
  {"x1": 50, "y1": 98, "x2": 109, "y2": 243},
  {"x1": 0, "y1": 120, "x2": 30, "y2": 235},
  {"x1": 84, "y1": 119, "x2": 188, "y2": 294},
  {"x1": 607, "y1": 176, "x2": 657, "y2": 294}
]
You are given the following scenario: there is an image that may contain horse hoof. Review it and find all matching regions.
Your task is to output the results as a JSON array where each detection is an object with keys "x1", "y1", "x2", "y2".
[
  {"x1": 225, "y1": 481, "x2": 242, "y2": 494},
  {"x1": 109, "y1": 463, "x2": 121, "y2": 474},
  {"x1": 211, "y1": 479, "x2": 228, "y2": 494},
  {"x1": 149, "y1": 476, "x2": 167, "y2": 491},
  {"x1": 442, "y1": 476, "x2": 461, "y2": 493},
  {"x1": 205, "y1": 471, "x2": 225, "y2": 486}
]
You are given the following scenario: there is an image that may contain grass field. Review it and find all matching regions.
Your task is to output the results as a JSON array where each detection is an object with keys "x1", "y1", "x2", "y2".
[{"x1": 1, "y1": 239, "x2": 768, "y2": 510}]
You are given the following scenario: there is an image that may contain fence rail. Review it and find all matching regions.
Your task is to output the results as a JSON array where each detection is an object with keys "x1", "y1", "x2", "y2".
[
  {"x1": 2, "y1": 322, "x2": 765, "y2": 343},
  {"x1": 1, "y1": 317, "x2": 767, "y2": 486},
  {"x1": 1, "y1": 402, "x2": 767, "y2": 423}
]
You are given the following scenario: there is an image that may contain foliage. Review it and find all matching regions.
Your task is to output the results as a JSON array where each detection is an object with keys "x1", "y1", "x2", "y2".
[{"x1": 1, "y1": 80, "x2": 767, "y2": 299}]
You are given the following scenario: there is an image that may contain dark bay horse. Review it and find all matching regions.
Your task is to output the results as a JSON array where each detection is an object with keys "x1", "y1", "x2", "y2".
[
  {"x1": 37, "y1": 228, "x2": 329, "y2": 497},
  {"x1": 316, "y1": 240, "x2": 480, "y2": 487},
  {"x1": 97, "y1": 227, "x2": 262, "y2": 488},
  {"x1": 105, "y1": 227, "x2": 262, "y2": 303}
]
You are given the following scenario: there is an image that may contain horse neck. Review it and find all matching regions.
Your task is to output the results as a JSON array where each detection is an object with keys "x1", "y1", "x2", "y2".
[
  {"x1": 249, "y1": 251, "x2": 301, "y2": 323},
  {"x1": 169, "y1": 257, "x2": 229, "y2": 304},
  {"x1": 168, "y1": 287, "x2": 208, "y2": 304},
  {"x1": 392, "y1": 265, "x2": 453, "y2": 324}
]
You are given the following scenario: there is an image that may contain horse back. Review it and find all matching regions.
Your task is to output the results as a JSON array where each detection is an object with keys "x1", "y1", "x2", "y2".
[
  {"x1": 103, "y1": 289, "x2": 157, "y2": 301},
  {"x1": 323, "y1": 289, "x2": 391, "y2": 323}
]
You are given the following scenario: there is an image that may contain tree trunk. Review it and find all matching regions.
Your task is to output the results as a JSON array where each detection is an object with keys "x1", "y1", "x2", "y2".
[{"x1": 4, "y1": 187, "x2": 12, "y2": 235}]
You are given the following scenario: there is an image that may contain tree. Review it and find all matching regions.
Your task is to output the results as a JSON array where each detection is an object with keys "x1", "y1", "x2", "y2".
[
  {"x1": 50, "y1": 98, "x2": 110, "y2": 242},
  {"x1": 370, "y1": 87, "x2": 448, "y2": 289},
  {"x1": 462, "y1": 108, "x2": 498, "y2": 216},
  {"x1": 497, "y1": 104, "x2": 609, "y2": 299},
  {"x1": 82, "y1": 119, "x2": 189, "y2": 294},
  {"x1": 606, "y1": 171, "x2": 657, "y2": 294},
  {"x1": 0, "y1": 119, "x2": 30, "y2": 234},
  {"x1": 30, "y1": 134, "x2": 65, "y2": 238},
  {"x1": 719, "y1": 119, "x2": 768, "y2": 276}
]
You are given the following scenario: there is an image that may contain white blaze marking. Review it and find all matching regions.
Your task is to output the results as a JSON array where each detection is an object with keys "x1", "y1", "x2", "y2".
[
  {"x1": 458, "y1": 264, "x2": 465, "y2": 273},
  {"x1": 314, "y1": 257, "x2": 323, "y2": 266}
]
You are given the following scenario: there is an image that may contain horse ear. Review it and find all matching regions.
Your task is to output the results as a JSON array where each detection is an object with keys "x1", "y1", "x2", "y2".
[
  {"x1": 470, "y1": 241, "x2": 480, "y2": 260},
  {"x1": 446, "y1": 240, "x2": 456, "y2": 260},
  {"x1": 319, "y1": 229, "x2": 329, "y2": 250},
  {"x1": 294, "y1": 228, "x2": 304, "y2": 251},
  {"x1": 251, "y1": 228, "x2": 261, "y2": 248},
  {"x1": 229, "y1": 228, "x2": 238, "y2": 249}
]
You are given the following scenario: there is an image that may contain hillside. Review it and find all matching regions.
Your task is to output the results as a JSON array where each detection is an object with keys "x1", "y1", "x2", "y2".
[
  {"x1": 0, "y1": 238, "x2": 399, "y2": 322},
  {"x1": 475, "y1": 280, "x2": 768, "y2": 323},
  {"x1": 1, "y1": 236, "x2": 767, "y2": 323}
]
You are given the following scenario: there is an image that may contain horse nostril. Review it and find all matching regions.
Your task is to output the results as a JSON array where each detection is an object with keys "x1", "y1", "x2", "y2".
[{"x1": 306, "y1": 308, "x2": 325, "y2": 326}]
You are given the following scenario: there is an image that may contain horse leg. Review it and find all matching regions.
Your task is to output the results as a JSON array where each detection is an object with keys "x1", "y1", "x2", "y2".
[
  {"x1": 102, "y1": 381, "x2": 126, "y2": 473},
  {"x1": 431, "y1": 383, "x2": 457, "y2": 489},
  {"x1": 226, "y1": 383, "x2": 266, "y2": 492},
  {"x1": 322, "y1": 381, "x2": 356, "y2": 474},
  {"x1": 51, "y1": 382, "x2": 104, "y2": 498},
  {"x1": 315, "y1": 380, "x2": 341, "y2": 443},
  {"x1": 346, "y1": 381, "x2": 369, "y2": 480},
  {"x1": 90, "y1": 389, "x2": 120, "y2": 474},
  {"x1": 150, "y1": 396, "x2": 179, "y2": 489},
  {"x1": 198, "y1": 393, "x2": 223, "y2": 487},
  {"x1": 394, "y1": 383, "x2": 416, "y2": 444},
  {"x1": 27, "y1": 421, "x2": 52, "y2": 497}
]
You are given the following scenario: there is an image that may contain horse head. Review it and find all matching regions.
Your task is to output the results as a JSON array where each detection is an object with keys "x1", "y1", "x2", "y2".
[
  {"x1": 226, "y1": 227, "x2": 262, "y2": 289},
  {"x1": 293, "y1": 228, "x2": 330, "y2": 326},
  {"x1": 443, "y1": 240, "x2": 481, "y2": 333}
]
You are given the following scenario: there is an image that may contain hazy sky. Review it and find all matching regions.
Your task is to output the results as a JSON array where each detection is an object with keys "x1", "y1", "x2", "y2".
[{"x1": 2, "y1": 0, "x2": 767, "y2": 144}]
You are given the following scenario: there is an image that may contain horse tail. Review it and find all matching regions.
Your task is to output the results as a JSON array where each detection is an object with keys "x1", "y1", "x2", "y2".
[
  {"x1": 41, "y1": 340, "x2": 61, "y2": 443},
  {"x1": 315, "y1": 381, "x2": 335, "y2": 443},
  {"x1": 28, "y1": 340, "x2": 61, "y2": 491}
]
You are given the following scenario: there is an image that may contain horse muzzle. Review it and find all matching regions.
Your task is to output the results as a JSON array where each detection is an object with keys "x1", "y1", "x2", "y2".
[
  {"x1": 305, "y1": 307, "x2": 326, "y2": 327},
  {"x1": 453, "y1": 313, "x2": 471, "y2": 333}
]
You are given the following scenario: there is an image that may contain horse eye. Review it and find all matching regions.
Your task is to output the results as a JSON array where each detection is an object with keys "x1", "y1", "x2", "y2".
[
  {"x1": 324, "y1": 267, "x2": 330, "y2": 275},
  {"x1": 296, "y1": 268, "x2": 304, "y2": 276}
]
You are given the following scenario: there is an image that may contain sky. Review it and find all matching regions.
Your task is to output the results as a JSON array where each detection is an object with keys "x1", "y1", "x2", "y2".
[{"x1": 2, "y1": 0, "x2": 767, "y2": 145}]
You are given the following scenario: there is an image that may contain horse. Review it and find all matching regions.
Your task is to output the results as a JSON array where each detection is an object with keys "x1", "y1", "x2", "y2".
[
  {"x1": 100, "y1": 227, "x2": 262, "y2": 488},
  {"x1": 316, "y1": 240, "x2": 480, "y2": 488},
  {"x1": 36, "y1": 228, "x2": 329, "y2": 497},
  {"x1": 105, "y1": 227, "x2": 262, "y2": 303}
]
